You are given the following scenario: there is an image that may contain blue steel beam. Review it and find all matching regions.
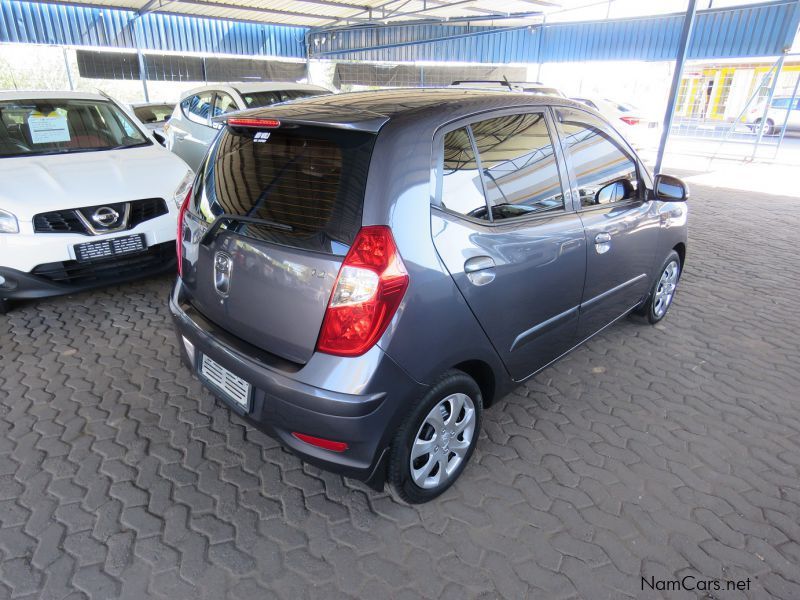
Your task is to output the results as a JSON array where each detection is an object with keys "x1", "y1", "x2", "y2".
[{"x1": 655, "y1": 0, "x2": 699, "y2": 174}]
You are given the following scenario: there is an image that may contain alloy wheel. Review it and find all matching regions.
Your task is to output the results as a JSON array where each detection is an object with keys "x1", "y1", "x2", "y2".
[
  {"x1": 410, "y1": 393, "x2": 476, "y2": 489},
  {"x1": 653, "y1": 260, "x2": 680, "y2": 318}
]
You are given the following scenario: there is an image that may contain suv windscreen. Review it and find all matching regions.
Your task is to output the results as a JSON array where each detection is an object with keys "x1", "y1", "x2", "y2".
[
  {"x1": 0, "y1": 99, "x2": 150, "y2": 158},
  {"x1": 195, "y1": 123, "x2": 375, "y2": 254},
  {"x1": 240, "y1": 89, "x2": 329, "y2": 108}
]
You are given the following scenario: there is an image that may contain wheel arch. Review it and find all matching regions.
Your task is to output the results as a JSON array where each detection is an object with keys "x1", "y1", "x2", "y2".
[
  {"x1": 452, "y1": 359, "x2": 498, "y2": 408},
  {"x1": 673, "y1": 242, "x2": 686, "y2": 269}
]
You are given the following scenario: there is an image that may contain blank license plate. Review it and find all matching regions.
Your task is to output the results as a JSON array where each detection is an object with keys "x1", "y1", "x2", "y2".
[
  {"x1": 74, "y1": 234, "x2": 146, "y2": 262},
  {"x1": 200, "y1": 354, "x2": 251, "y2": 410}
]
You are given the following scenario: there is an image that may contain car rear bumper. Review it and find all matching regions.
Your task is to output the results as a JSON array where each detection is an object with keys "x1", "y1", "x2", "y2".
[
  {"x1": 169, "y1": 280, "x2": 427, "y2": 484},
  {"x1": 0, "y1": 241, "x2": 176, "y2": 300}
]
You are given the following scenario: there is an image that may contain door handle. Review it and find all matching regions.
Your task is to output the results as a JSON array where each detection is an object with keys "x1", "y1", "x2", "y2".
[
  {"x1": 594, "y1": 233, "x2": 612, "y2": 244},
  {"x1": 594, "y1": 232, "x2": 612, "y2": 255},
  {"x1": 464, "y1": 256, "x2": 495, "y2": 273},
  {"x1": 464, "y1": 256, "x2": 495, "y2": 286}
]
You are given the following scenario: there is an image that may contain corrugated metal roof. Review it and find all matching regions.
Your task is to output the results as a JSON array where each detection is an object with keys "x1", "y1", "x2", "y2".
[
  {"x1": 5, "y1": 0, "x2": 560, "y2": 28},
  {"x1": 2, "y1": 0, "x2": 798, "y2": 63},
  {"x1": 0, "y1": 0, "x2": 307, "y2": 56},
  {"x1": 311, "y1": 0, "x2": 800, "y2": 62}
]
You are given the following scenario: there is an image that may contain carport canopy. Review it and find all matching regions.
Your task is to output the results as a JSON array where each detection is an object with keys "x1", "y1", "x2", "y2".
[{"x1": 44, "y1": 0, "x2": 600, "y2": 28}]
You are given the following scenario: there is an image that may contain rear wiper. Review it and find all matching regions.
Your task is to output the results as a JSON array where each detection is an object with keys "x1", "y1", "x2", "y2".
[{"x1": 200, "y1": 214, "x2": 293, "y2": 244}]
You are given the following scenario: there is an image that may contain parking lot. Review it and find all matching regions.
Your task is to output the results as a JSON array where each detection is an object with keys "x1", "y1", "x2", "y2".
[{"x1": 0, "y1": 180, "x2": 797, "y2": 599}]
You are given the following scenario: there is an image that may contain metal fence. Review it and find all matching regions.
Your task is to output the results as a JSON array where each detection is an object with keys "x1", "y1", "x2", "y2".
[{"x1": 668, "y1": 56, "x2": 800, "y2": 162}]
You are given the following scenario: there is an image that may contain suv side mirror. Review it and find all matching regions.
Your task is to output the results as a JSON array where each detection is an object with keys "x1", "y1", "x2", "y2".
[{"x1": 653, "y1": 174, "x2": 688, "y2": 202}]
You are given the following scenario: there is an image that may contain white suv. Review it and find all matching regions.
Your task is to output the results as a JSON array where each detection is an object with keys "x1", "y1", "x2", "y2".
[
  {"x1": 0, "y1": 91, "x2": 193, "y2": 314},
  {"x1": 165, "y1": 82, "x2": 331, "y2": 171}
]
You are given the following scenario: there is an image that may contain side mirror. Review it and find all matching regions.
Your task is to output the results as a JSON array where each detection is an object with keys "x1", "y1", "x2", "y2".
[
  {"x1": 153, "y1": 132, "x2": 166, "y2": 147},
  {"x1": 653, "y1": 173, "x2": 688, "y2": 202}
]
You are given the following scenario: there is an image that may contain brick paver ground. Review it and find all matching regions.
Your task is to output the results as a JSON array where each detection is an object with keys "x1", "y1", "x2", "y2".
[{"x1": 1, "y1": 183, "x2": 798, "y2": 599}]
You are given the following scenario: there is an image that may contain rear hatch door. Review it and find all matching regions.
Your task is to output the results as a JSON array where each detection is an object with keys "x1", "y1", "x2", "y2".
[{"x1": 181, "y1": 120, "x2": 376, "y2": 364}]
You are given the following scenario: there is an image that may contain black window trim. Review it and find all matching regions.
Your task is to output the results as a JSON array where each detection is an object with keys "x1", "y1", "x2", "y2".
[
  {"x1": 550, "y1": 105, "x2": 647, "y2": 213},
  {"x1": 431, "y1": 104, "x2": 578, "y2": 228}
]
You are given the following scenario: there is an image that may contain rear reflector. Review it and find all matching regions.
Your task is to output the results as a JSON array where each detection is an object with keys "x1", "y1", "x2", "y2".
[
  {"x1": 292, "y1": 432, "x2": 349, "y2": 452},
  {"x1": 227, "y1": 117, "x2": 281, "y2": 128},
  {"x1": 620, "y1": 116, "x2": 641, "y2": 126}
]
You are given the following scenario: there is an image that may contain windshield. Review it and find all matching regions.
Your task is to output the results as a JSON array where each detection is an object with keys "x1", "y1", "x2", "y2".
[
  {"x1": 239, "y1": 89, "x2": 329, "y2": 109},
  {"x1": 0, "y1": 98, "x2": 150, "y2": 158},
  {"x1": 133, "y1": 104, "x2": 174, "y2": 123}
]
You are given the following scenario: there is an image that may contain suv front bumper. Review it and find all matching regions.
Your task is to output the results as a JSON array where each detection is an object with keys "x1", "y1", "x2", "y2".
[
  {"x1": 169, "y1": 280, "x2": 427, "y2": 484},
  {"x1": 0, "y1": 241, "x2": 175, "y2": 300}
]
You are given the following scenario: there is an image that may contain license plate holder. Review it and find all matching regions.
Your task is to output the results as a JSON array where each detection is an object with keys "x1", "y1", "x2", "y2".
[
  {"x1": 199, "y1": 353, "x2": 252, "y2": 412},
  {"x1": 74, "y1": 234, "x2": 146, "y2": 263}
]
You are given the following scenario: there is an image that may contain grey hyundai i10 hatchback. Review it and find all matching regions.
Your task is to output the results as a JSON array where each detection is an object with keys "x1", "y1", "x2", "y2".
[{"x1": 170, "y1": 89, "x2": 688, "y2": 503}]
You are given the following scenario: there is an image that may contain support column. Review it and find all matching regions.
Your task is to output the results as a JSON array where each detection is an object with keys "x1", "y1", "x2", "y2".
[
  {"x1": 654, "y1": 0, "x2": 699, "y2": 175},
  {"x1": 132, "y1": 17, "x2": 150, "y2": 102},
  {"x1": 774, "y1": 64, "x2": 800, "y2": 158},
  {"x1": 62, "y1": 47, "x2": 74, "y2": 90},
  {"x1": 751, "y1": 54, "x2": 784, "y2": 160}
]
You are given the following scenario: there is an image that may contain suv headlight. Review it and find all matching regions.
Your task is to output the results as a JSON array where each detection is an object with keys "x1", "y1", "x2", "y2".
[
  {"x1": 0, "y1": 209, "x2": 19, "y2": 233},
  {"x1": 172, "y1": 170, "x2": 194, "y2": 208}
]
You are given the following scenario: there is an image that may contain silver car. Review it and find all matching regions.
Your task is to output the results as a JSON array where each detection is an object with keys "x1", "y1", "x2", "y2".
[
  {"x1": 165, "y1": 82, "x2": 331, "y2": 171},
  {"x1": 171, "y1": 89, "x2": 689, "y2": 503}
]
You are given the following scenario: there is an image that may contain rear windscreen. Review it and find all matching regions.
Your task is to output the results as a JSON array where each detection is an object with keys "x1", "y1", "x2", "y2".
[{"x1": 196, "y1": 123, "x2": 375, "y2": 254}]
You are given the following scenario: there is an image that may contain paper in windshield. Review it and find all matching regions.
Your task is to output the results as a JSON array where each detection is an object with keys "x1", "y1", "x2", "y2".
[{"x1": 28, "y1": 110, "x2": 70, "y2": 144}]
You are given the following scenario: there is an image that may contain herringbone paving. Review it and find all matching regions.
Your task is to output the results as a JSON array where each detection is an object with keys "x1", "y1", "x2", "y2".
[{"x1": 1, "y1": 184, "x2": 798, "y2": 599}]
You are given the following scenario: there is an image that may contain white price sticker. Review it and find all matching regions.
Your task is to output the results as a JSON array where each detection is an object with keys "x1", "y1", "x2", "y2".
[{"x1": 28, "y1": 114, "x2": 71, "y2": 144}]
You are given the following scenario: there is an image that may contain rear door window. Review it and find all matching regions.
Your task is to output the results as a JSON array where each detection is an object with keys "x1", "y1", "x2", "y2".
[
  {"x1": 470, "y1": 113, "x2": 565, "y2": 219},
  {"x1": 214, "y1": 93, "x2": 239, "y2": 116},
  {"x1": 440, "y1": 127, "x2": 491, "y2": 220},
  {"x1": 182, "y1": 92, "x2": 214, "y2": 125},
  {"x1": 196, "y1": 124, "x2": 375, "y2": 254},
  {"x1": 438, "y1": 112, "x2": 566, "y2": 222}
]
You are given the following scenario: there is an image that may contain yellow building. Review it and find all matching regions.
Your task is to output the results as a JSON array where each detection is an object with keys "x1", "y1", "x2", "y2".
[{"x1": 675, "y1": 60, "x2": 800, "y2": 121}]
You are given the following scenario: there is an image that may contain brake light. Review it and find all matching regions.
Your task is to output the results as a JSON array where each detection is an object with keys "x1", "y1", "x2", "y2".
[
  {"x1": 620, "y1": 116, "x2": 641, "y2": 126},
  {"x1": 227, "y1": 117, "x2": 281, "y2": 128},
  {"x1": 176, "y1": 188, "x2": 192, "y2": 278},
  {"x1": 316, "y1": 226, "x2": 409, "y2": 357},
  {"x1": 292, "y1": 432, "x2": 348, "y2": 452}
]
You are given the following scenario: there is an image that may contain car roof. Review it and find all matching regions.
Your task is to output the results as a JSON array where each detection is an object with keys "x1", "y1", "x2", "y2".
[
  {"x1": 0, "y1": 90, "x2": 108, "y2": 102},
  {"x1": 179, "y1": 82, "x2": 330, "y2": 99},
  {"x1": 238, "y1": 87, "x2": 588, "y2": 132}
]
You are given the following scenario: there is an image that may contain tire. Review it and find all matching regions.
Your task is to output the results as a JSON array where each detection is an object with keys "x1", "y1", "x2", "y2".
[
  {"x1": 388, "y1": 370, "x2": 483, "y2": 504},
  {"x1": 636, "y1": 250, "x2": 681, "y2": 324},
  {"x1": 756, "y1": 118, "x2": 775, "y2": 136},
  {"x1": 0, "y1": 299, "x2": 10, "y2": 315}
]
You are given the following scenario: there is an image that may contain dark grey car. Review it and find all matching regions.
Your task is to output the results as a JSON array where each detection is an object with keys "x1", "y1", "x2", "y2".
[{"x1": 170, "y1": 89, "x2": 688, "y2": 503}]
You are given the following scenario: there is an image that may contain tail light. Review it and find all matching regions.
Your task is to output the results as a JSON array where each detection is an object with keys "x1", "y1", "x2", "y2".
[
  {"x1": 176, "y1": 187, "x2": 192, "y2": 278},
  {"x1": 316, "y1": 226, "x2": 409, "y2": 357},
  {"x1": 620, "y1": 116, "x2": 641, "y2": 126}
]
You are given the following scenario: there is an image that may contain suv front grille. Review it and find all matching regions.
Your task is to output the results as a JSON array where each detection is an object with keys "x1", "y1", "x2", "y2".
[
  {"x1": 31, "y1": 241, "x2": 175, "y2": 286},
  {"x1": 33, "y1": 198, "x2": 168, "y2": 235}
]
